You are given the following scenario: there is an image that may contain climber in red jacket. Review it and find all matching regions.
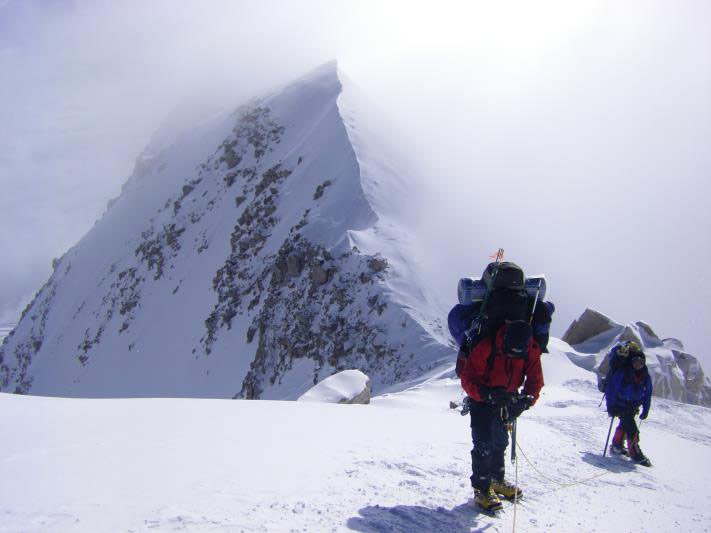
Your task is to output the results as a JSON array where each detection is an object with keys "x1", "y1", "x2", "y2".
[{"x1": 460, "y1": 320, "x2": 544, "y2": 512}]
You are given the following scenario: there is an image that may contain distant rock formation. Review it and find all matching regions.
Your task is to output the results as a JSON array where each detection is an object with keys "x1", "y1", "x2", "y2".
[
  {"x1": 561, "y1": 309, "x2": 711, "y2": 407},
  {"x1": 562, "y1": 309, "x2": 622, "y2": 346}
]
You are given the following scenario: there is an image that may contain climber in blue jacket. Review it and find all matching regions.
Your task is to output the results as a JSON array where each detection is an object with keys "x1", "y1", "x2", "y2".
[{"x1": 605, "y1": 343, "x2": 653, "y2": 466}]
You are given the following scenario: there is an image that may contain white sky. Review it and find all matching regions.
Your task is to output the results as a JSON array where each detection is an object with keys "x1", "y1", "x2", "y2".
[{"x1": 1, "y1": 1, "x2": 709, "y2": 362}]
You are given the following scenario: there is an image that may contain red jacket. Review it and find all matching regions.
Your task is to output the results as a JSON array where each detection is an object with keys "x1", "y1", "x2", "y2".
[{"x1": 460, "y1": 326, "x2": 544, "y2": 404}]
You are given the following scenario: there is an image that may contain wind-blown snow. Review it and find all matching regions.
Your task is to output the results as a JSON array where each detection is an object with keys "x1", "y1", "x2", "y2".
[
  {"x1": 298, "y1": 369, "x2": 370, "y2": 403},
  {"x1": 2, "y1": 343, "x2": 710, "y2": 532}
]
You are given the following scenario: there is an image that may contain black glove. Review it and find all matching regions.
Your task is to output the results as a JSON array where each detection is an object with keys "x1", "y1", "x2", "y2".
[
  {"x1": 507, "y1": 395, "x2": 534, "y2": 419},
  {"x1": 625, "y1": 405, "x2": 640, "y2": 417},
  {"x1": 640, "y1": 409, "x2": 649, "y2": 420},
  {"x1": 481, "y1": 386, "x2": 512, "y2": 407}
]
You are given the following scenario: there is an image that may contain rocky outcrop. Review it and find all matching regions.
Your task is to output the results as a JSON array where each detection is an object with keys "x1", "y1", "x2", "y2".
[
  {"x1": 0, "y1": 264, "x2": 64, "y2": 393},
  {"x1": 562, "y1": 309, "x2": 711, "y2": 407},
  {"x1": 561, "y1": 308, "x2": 622, "y2": 346},
  {"x1": 237, "y1": 235, "x2": 397, "y2": 399}
]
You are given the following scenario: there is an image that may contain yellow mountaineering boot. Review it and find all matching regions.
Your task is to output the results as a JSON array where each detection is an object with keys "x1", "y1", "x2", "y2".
[
  {"x1": 490, "y1": 478, "x2": 523, "y2": 500},
  {"x1": 474, "y1": 486, "x2": 503, "y2": 512}
]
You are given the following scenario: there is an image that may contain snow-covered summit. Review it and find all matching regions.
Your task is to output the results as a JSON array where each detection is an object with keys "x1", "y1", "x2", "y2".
[
  {"x1": 560, "y1": 308, "x2": 711, "y2": 407},
  {"x1": 0, "y1": 62, "x2": 449, "y2": 399}
]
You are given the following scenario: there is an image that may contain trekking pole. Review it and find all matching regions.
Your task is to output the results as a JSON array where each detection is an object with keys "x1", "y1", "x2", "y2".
[
  {"x1": 602, "y1": 416, "x2": 615, "y2": 457},
  {"x1": 511, "y1": 418, "x2": 518, "y2": 463},
  {"x1": 598, "y1": 393, "x2": 605, "y2": 407},
  {"x1": 528, "y1": 278, "x2": 543, "y2": 324}
]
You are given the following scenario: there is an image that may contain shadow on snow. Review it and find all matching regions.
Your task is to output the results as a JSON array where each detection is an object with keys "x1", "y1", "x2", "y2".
[
  {"x1": 346, "y1": 502, "x2": 498, "y2": 533},
  {"x1": 580, "y1": 451, "x2": 639, "y2": 473}
]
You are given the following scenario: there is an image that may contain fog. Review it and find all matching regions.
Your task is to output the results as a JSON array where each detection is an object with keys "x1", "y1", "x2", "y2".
[{"x1": 1, "y1": 1, "x2": 709, "y2": 362}]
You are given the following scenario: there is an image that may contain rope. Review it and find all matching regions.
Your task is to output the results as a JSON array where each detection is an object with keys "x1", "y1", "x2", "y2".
[
  {"x1": 512, "y1": 440, "x2": 640, "y2": 505},
  {"x1": 515, "y1": 442, "x2": 612, "y2": 494},
  {"x1": 497, "y1": 437, "x2": 642, "y2": 532}
]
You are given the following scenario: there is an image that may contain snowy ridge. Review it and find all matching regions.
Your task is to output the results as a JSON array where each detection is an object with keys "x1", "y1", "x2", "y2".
[
  {"x1": 0, "y1": 62, "x2": 450, "y2": 399},
  {"x1": 0, "y1": 325, "x2": 13, "y2": 345},
  {"x1": 2, "y1": 341, "x2": 710, "y2": 532}
]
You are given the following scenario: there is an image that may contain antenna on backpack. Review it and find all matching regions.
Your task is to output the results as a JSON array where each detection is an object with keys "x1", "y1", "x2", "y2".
[{"x1": 489, "y1": 248, "x2": 505, "y2": 262}]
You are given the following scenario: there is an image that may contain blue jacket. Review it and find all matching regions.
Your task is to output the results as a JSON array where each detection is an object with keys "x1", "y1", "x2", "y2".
[{"x1": 605, "y1": 366, "x2": 653, "y2": 418}]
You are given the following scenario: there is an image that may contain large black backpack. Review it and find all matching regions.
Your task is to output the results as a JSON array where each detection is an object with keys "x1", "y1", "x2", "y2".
[
  {"x1": 482, "y1": 261, "x2": 526, "y2": 291},
  {"x1": 449, "y1": 261, "x2": 554, "y2": 376},
  {"x1": 458, "y1": 263, "x2": 530, "y2": 368},
  {"x1": 479, "y1": 262, "x2": 528, "y2": 337}
]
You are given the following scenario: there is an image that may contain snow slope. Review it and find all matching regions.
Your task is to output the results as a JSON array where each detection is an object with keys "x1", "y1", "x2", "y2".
[
  {"x1": 2, "y1": 342, "x2": 710, "y2": 533},
  {"x1": 0, "y1": 62, "x2": 449, "y2": 399}
]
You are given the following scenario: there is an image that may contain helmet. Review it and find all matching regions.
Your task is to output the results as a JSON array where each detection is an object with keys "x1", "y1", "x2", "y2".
[{"x1": 613, "y1": 340, "x2": 642, "y2": 358}]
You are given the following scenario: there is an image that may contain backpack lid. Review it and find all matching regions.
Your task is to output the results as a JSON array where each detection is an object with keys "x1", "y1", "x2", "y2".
[{"x1": 482, "y1": 262, "x2": 525, "y2": 290}]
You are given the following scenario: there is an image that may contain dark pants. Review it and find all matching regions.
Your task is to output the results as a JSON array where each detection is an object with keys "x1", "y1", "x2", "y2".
[
  {"x1": 610, "y1": 405, "x2": 640, "y2": 442},
  {"x1": 469, "y1": 401, "x2": 509, "y2": 491},
  {"x1": 616, "y1": 413, "x2": 639, "y2": 440},
  {"x1": 610, "y1": 408, "x2": 644, "y2": 458}
]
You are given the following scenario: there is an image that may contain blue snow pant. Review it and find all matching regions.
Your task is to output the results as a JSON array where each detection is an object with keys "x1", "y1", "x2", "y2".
[{"x1": 469, "y1": 401, "x2": 509, "y2": 491}]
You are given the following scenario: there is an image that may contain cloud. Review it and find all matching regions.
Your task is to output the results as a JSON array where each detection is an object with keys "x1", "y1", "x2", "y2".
[{"x1": 0, "y1": 0, "x2": 709, "y2": 363}]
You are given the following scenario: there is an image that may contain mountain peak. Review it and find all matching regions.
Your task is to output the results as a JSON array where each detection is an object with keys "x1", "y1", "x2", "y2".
[
  {"x1": 0, "y1": 62, "x2": 449, "y2": 399},
  {"x1": 305, "y1": 59, "x2": 339, "y2": 80},
  {"x1": 262, "y1": 60, "x2": 345, "y2": 116}
]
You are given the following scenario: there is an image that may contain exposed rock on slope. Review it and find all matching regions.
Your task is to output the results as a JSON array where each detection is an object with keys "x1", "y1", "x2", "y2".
[{"x1": 0, "y1": 62, "x2": 450, "y2": 399}]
